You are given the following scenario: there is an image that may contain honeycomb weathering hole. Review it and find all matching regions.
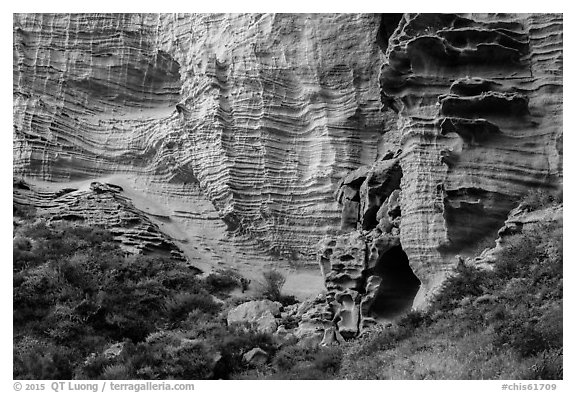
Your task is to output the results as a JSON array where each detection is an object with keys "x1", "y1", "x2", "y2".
[{"x1": 368, "y1": 245, "x2": 421, "y2": 320}]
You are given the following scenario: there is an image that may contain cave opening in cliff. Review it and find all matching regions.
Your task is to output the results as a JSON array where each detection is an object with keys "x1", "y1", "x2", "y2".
[{"x1": 368, "y1": 245, "x2": 420, "y2": 321}]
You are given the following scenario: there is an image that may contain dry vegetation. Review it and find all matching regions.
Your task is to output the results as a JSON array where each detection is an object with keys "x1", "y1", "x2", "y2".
[{"x1": 13, "y1": 197, "x2": 562, "y2": 380}]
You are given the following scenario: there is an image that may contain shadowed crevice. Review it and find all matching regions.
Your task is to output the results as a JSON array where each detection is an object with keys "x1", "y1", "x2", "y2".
[{"x1": 368, "y1": 245, "x2": 420, "y2": 320}]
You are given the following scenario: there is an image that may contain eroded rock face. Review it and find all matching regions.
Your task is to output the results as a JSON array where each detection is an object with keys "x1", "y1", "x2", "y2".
[
  {"x1": 318, "y1": 232, "x2": 366, "y2": 291},
  {"x1": 309, "y1": 14, "x2": 561, "y2": 336},
  {"x1": 465, "y1": 200, "x2": 563, "y2": 270},
  {"x1": 314, "y1": 155, "x2": 418, "y2": 337},
  {"x1": 13, "y1": 13, "x2": 562, "y2": 315},
  {"x1": 13, "y1": 13, "x2": 392, "y2": 259},
  {"x1": 13, "y1": 179, "x2": 193, "y2": 266},
  {"x1": 294, "y1": 294, "x2": 337, "y2": 345},
  {"x1": 380, "y1": 13, "x2": 563, "y2": 305}
]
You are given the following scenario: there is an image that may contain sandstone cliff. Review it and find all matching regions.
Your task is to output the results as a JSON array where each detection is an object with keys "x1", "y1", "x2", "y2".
[
  {"x1": 314, "y1": 14, "x2": 562, "y2": 337},
  {"x1": 381, "y1": 13, "x2": 562, "y2": 305},
  {"x1": 13, "y1": 14, "x2": 562, "y2": 319},
  {"x1": 13, "y1": 13, "x2": 392, "y2": 261}
]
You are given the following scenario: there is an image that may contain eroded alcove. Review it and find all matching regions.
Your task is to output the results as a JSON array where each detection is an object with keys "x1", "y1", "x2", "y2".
[{"x1": 367, "y1": 245, "x2": 420, "y2": 321}]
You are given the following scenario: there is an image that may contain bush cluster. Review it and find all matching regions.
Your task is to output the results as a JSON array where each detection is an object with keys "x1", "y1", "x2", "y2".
[
  {"x1": 259, "y1": 270, "x2": 298, "y2": 306},
  {"x1": 13, "y1": 208, "x2": 225, "y2": 379},
  {"x1": 13, "y1": 207, "x2": 287, "y2": 380},
  {"x1": 266, "y1": 345, "x2": 342, "y2": 379},
  {"x1": 520, "y1": 189, "x2": 562, "y2": 212},
  {"x1": 14, "y1": 198, "x2": 562, "y2": 380}
]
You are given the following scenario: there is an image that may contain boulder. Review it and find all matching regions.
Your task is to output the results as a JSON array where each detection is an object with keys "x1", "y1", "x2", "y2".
[
  {"x1": 103, "y1": 342, "x2": 124, "y2": 360},
  {"x1": 227, "y1": 299, "x2": 282, "y2": 334},
  {"x1": 242, "y1": 347, "x2": 269, "y2": 365},
  {"x1": 90, "y1": 182, "x2": 123, "y2": 194},
  {"x1": 273, "y1": 325, "x2": 298, "y2": 347},
  {"x1": 320, "y1": 326, "x2": 345, "y2": 346}
]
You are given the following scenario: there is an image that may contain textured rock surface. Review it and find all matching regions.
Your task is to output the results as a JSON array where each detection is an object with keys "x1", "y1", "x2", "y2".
[
  {"x1": 314, "y1": 153, "x2": 417, "y2": 336},
  {"x1": 13, "y1": 179, "x2": 194, "y2": 267},
  {"x1": 293, "y1": 294, "x2": 338, "y2": 345},
  {"x1": 301, "y1": 13, "x2": 562, "y2": 337},
  {"x1": 498, "y1": 202, "x2": 563, "y2": 241},
  {"x1": 465, "y1": 200, "x2": 563, "y2": 270},
  {"x1": 380, "y1": 13, "x2": 563, "y2": 305},
  {"x1": 13, "y1": 13, "x2": 562, "y2": 315},
  {"x1": 226, "y1": 299, "x2": 282, "y2": 334},
  {"x1": 242, "y1": 347, "x2": 269, "y2": 365},
  {"x1": 13, "y1": 13, "x2": 391, "y2": 260}
]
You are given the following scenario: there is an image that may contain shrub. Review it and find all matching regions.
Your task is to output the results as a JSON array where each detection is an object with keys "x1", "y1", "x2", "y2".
[
  {"x1": 312, "y1": 347, "x2": 342, "y2": 374},
  {"x1": 14, "y1": 338, "x2": 79, "y2": 380},
  {"x1": 429, "y1": 264, "x2": 492, "y2": 313},
  {"x1": 358, "y1": 324, "x2": 415, "y2": 356},
  {"x1": 268, "y1": 344, "x2": 342, "y2": 379},
  {"x1": 13, "y1": 264, "x2": 60, "y2": 327},
  {"x1": 397, "y1": 311, "x2": 430, "y2": 330},
  {"x1": 349, "y1": 311, "x2": 433, "y2": 358},
  {"x1": 94, "y1": 334, "x2": 217, "y2": 380},
  {"x1": 76, "y1": 352, "x2": 115, "y2": 379},
  {"x1": 13, "y1": 237, "x2": 32, "y2": 251},
  {"x1": 14, "y1": 221, "x2": 237, "y2": 379},
  {"x1": 102, "y1": 276, "x2": 169, "y2": 334},
  {"x1": 522, "y1": 348, "x2": 563, "y2": 380},
  {"x1": 520, "y1": 189, "x2": 560, "y2": 212},
  {"x1": 464, "y1": 233, "x2": 498, "y2": 257},
  {"x1": 205, "y1": 271, "x2": 240, "y2": 292},
  {"x1": 20, "y1": 221, "x2": 52, "y2": 241},
  {"x1": 100, "y1": 364, "x2": 132, "y2": 380},
  {"x1": 535, "y1": 305, "x2": 563, "y2": 350},
  {"x1": 487, "y1": 222, "x2": 562, "y2": 359},
  {"x1": 261, "y1": 270, "x2": 286, "y2": 302},
  {"x1": 279, "y1": 314, "x2": 299, "y2": 330},
  {"x1": 240, "y1": 277, "x2": 251, "y2": 292},
  {"x1": 165, "y1": 292, "x2": 221, "y2": 322},
  {"x1": 213, "y1": 327, "x2": 276, "y2": 379},
  {"x1": 493, "y1": 318, "x2": 549, "y2": 357},
  {"x1": 277, "y1": 294, "x2": 299, "y2": 307},
  {"x1": 162, "y1": 340, "x2": 215, "y2": 379},
  {"x1": 98, "y1": 254, "x2": 212, "y2": 341},
  {"x1": 179, "y1": 311, "x2": 228, "y2": 339},
  {"x1": 493, "y1": 233, "x2": 537, "y2": 278},
  {"x1": 272, "y1": 345, "x2": 310, "y2": 372},
  {"x1": 13, "y1": 203, "x2": 37, "y2": 219}
]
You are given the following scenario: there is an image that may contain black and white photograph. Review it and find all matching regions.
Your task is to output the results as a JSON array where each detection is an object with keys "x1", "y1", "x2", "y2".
[{"x1": 10, "y1": 4, "x2": 565, "y2": 387}]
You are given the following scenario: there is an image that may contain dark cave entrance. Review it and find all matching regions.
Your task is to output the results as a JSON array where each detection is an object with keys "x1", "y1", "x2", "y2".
[{"x1": 368, "y1": 245, "x2": 421, "y2": 321}]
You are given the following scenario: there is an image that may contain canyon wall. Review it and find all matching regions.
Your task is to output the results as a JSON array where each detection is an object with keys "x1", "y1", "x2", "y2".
[
  {"x1": 384, "y1": 13, "x2": 563, "y2": 304},
  {"x1": 13, "y1": 14, "x2": 562, "y2": 315},
  {"x1": 13, "y1": 13, "x2": 393, "y2": 260},
  {"x1": 314, "y1": 14, "x2": 562, "y2": 338}
]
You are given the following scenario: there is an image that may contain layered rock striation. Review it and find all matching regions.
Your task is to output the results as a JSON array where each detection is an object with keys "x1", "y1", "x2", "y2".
[
  {"x1": 13, "y1": 14, "x2": 562, "y2": 321},
  {"x1": 14, "y1": 179, "x2": 194, "y2": 267},
  {"x1": 381, "y1": 13, "x2": 562, "y2": 305},
  {"x1": 312, "y1": 13, "x2": 562, "y2": 338},
  {"x1": 13, "y1": 13, "x2": 392, "y2": 260}
]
